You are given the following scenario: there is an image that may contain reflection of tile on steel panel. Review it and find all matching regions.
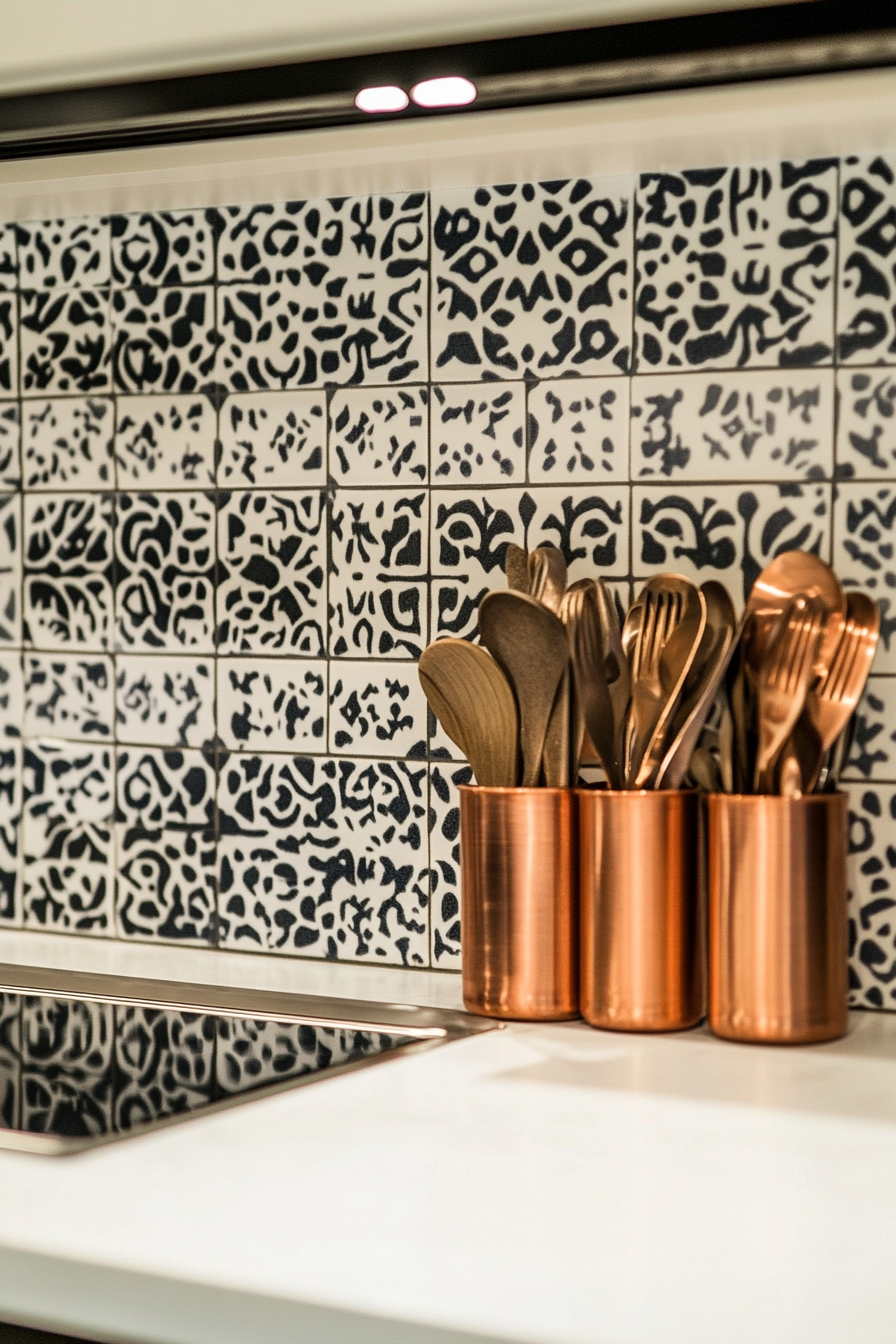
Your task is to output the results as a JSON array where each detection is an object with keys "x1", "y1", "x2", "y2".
[
  {"x1": 115, "y1": 1008, "x2": 215, "y2": 1125},
  {"x1": 330, "y1": 387, "x2": 428, "y2": 484},
  {"x1": 329, "y1": 489, "x2": 428, "y2": 658},
  {"x1": 634, "y1": 480, "x2": 830, "y2": 608},
  {"x1": 429, "y1": 760, "x2": 472, "y2": 966},
  {"x1": 430, "y1": 383, "x2": 524, "y2": 482},
  {"x1": 847, "y1": 784, "x2": 896, "y2": 1009},
  {"x1": 833, "y1": 483, "x2": 896, "y2": 672},
  {"x1": 836, "y1": 369, "x2": 896, "y2": 479},
  {"x1": 115, "y1": 491, "x2": 216, "y2": 653},
  {"x1": 217, "y1": 657, "x2": 327, "y2": 752},
  {"x1": 0, "y1": 404, "x2": 19, "y2": 489},
  {"x1": 24, "y1": 654, "x2": 113, "y2": 741},
  {"x1": 115, "y1": 656, "x2": 214, "y2": 748},
  {"x1": 114, "y1": 395, "x2": 215, "y2": 486},
  {"x1": 216, "y1": 490, "x2": 326, "y2": 654},
  {"x1": 837, "y1": 155, "x2": 896, "y2": 365},
  {"x1": 634, "y1": 162, "x2": 836, "y2": 371},
  {"x1": 842, "y1": 678, "x2": 896, "y2": 783},
  {"x1": 630, "y1": 369, "x2": 834, "y2": 481},
  {"x1": 528, "y1": 377, "x2": 629, "y2": 481},
  {"x1": 16, "y1": 217, "x2": 110, "y2": 289},
  {"x1": 22, "y1": 397, "x2": 114, "y2": 490},
  {"x1": 111, "y1": 286, "x2": 217, "y2": 393},
  {"x1": 431, "y1": 486, "x2": 629, "y2": 640},
  {"x1": 329, "y1": 661, "x2": 427, "y2": 758},
  {"x1": 24, "y1": 493, "x2": 111, "y2": 651},
  {"x1": 111, "y1": 210, "x2": 216, "y2": 286},
  {"x1": 22, "y1": 998, "x2": 114, "y2": 1136},
  {"x1": 218, "y1": 391, "x2": 326, "y2": 487},
  {"x1": 20, "y1": 290, "x2": 109, "y2": 395},
  {"x1": 431, "y1": 177, "x2": 633, "y2": 380}
]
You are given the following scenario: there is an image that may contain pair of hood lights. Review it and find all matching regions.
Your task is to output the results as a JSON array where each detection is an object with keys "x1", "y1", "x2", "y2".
[{"x1": 355, "y1": 76, "x2": 477, "y2": 114}]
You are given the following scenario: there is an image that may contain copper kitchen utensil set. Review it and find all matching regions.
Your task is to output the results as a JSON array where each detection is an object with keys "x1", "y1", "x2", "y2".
[{"x1": 419, "y1": 547, "x2": 879, "y2": 1045}]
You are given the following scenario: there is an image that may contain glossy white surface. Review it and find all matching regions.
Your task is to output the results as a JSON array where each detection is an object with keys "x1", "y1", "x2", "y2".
[{"x1": 1, "y1": 1010, "x2": 896, "y2": 1343}]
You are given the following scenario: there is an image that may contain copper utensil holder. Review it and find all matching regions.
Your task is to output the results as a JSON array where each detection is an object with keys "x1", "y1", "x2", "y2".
[
  {"x1": 459, "y1": 786, "x2": 578, "y2": 1021},
  {"x1": 577, "y1": 789, "x2": 702, "y2": 1032},
  {"x1": 708, "y1": 793, "x2": 848, "y2": 1045}
]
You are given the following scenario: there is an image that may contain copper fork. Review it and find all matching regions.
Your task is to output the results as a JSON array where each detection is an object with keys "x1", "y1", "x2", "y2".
[
  {"x1": 802, "y1": 589, "x2": 880, "y2": 791},
  {"x1": 754, "y1": 595, "x2": 826, "y2": 794}
]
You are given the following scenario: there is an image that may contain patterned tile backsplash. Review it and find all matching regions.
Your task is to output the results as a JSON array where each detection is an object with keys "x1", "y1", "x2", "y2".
[{"x1": 0, "y1": 156, "x2": 894, "y2": 1008}]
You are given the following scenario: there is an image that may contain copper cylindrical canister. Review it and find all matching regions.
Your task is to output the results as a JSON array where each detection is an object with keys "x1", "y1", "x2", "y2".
[
  {"x1": 459, "y1": 786, "x2": 578, "y2": 1021},
  {"x1": 708, "y1": 793, "x2": 848, "y2": 1045},
  {"x1": 578, "y1": 789, "x2": 702, "y2": 1032}
]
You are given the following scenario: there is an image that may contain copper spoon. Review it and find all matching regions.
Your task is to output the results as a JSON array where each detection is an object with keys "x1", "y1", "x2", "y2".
[{"x1": 527, "y1": 546, "x2": 567, "y2": 615}]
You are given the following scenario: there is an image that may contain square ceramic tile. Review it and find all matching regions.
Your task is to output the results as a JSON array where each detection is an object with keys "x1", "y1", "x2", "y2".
[
  {"x1": 21, "y1": 997, "x2": 114, "y2": 1134},
  {"x1": 20, "y1": 289, "x2": 109, "y2": 395},
  {"x1": 836, "y1": 368, "x2": 896, "y2": 479},
  {"x1": 114, "y1": 395, "x2": 215, "y2": 487},
  {"x1": 24, "y1": 654, "x2": 114, "y2": 741},
  {"x1": 115, "y1": 491, "x2": 216, "y2": 652},
  {"x1": 329, "y1": 489, "x2": 428, "y2": 658},
  {"x1": 116, "y1": 745, "x2": 215, "y2": 831},
  {"x1": 842, "y1": 678, "x2": 896, "y2": 783},
  {"x1": 630, "y1": 368, "x2": 834, "y2": 481},
  {"x1": 329, "y1": 661, "x2": 427, "y2": 758},
  {"x1": 0, "y1": 494, "x2": 20, "y2": 648},
  {"x1": 22, "y1": 397, "x2": 114, "y2": 489},
  {"x1": 431, "y1": 177, "x2": 633, "y2": 379},
  {"x1": 0, "y1": 296, "x2": 15, "y2": 397},
  {"x1": 431, "y1": 485, "x2": 629, "y2": 640},
  {"x1": 833, "y1": 482, "x2": 896, "y2": 672},
  {"x1": 115, "y1": 1007, "x2": 216, "y2": 1122},
  {"x1": 110, "y1": 286, "x2": 217, "y2": 393},
  {"x1": 22, "y1": 739, "x2": 113, "y2": 933},
  {"x1": 634, "y1": 480, "x2": 831, "y2": 607},
  {"x1": 218, "y1": 391, "x2": 326, "y2": 487},
  {"x1": 216, "y1": 490, "x2": 326, "y2": 654},
  {"x1": 0, "y1": 653, "x2": 23, "y2": 744},
  {"x1": 0, "y1": 224, "x2": 16, "y2": 290},
  {"x1": 0, "y1": 725, "x2": 21, "y2": 926},
  {"x1": 217, "y1": 657, "x2": 327, "y2": 751},
  {"x1": 217, "y1": 754, "x2": 428, "y2": 964},
  {"x1": 428, "y1": 760, "x2": 471, "y2": 966},
  {"x1": 528, "y1": 376, "x2": 629, "y2": 481},
  {"x1": 847, "y1": 784, "x2": 896, "y2": 1009},
  {"x1": 16, "y1": 217, "x2": 110, "y2": 288},
  {"x1": 116, "y1": 829, "x2": 216, "y2": 943},
  {"x1": 115, "y1": 655, "x2": 214, "y2": 748},
  {"x1": 111, "y1": 210, "x2": 216, "y2": 286},
  {"x1": 216, "y1": 193, "x2": 428, "y2": 388},
  {"x1": 634, "y1": 161, "x2": 836, "y2": 370},
  {"x1": 0, "y1": 404, "x2": 19, "y2": 489},
  {"x1": 431, "y1": 383, "x2": 525, "y2": 482},
  {"x1": 837, "y1": 155, "x2": 896, "y2": 364},
  {"x1": 330, "y1": 387, "x2": 428, "y2": 485}
]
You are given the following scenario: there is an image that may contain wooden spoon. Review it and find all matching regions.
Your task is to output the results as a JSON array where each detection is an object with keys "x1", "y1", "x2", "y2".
[
  {"x1": 478, "y1": 590, "x2": 569, "y2": 788},
  {"x1": 527, "y1": 546, "x2": 567, "y2": 614},
  {"x1": 418, "y1": 639, "x2": 519, "y2": 787},
  {"x1": 504, "y1": 543, "x2": 530, "y2": 593}
]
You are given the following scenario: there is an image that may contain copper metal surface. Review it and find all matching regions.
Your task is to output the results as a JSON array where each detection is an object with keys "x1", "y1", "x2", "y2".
[
  {"x1": 460, "y1": 785, "x2": 578, "y2": 1021},
  {"x1": 578, "y1": 789, "x2": 702, "y2": 1032},
  {"x1": 708, "y1": 793, "x2": 848, "y2": 1044}
]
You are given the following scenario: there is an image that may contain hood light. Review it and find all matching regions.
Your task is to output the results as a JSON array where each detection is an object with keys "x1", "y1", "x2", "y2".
[
  {"x1": 355, "y1": 86, "x2": 409, "y2": 114},
  {"x1": 410, "y1": 76, "x2": 477, "y2": 108}
]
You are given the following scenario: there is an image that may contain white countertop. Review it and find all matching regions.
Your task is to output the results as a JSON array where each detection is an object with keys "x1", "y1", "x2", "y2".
[{"x1": 1, "y1": 935, "x2": 896, "y2": 1344}]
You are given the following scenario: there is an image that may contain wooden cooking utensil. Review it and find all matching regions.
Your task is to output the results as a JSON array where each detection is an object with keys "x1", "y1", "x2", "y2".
[
  {"x1": 527, "y1": 547, "x2": 567, "y2": 615},
  {"x1": 504, "y1": 543, "x2": 530, "y2": 594},
  {"x1": 541, "y1": 666, "x2": 571, "y2": 787},
  {"x1": 418, "y1": 639, "x2": 519, "y2": 787}
]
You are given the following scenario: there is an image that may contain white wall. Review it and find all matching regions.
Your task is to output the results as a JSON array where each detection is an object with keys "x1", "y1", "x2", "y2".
[{"x1": 0, "y1": 0, "x2": 809, "y2": 97}]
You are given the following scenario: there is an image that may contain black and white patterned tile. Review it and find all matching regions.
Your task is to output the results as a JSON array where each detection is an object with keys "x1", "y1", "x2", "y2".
[
  {"x1": 329, "y1": 489, "x2": 427, "y2": 658},
  {"x1": 0, "y1": 295, "x2": 15, "y2": 398},
  {"x1": 22, "y1": 739, "x2": 113, "y2": 933},
  {"x1": 22, "y1": 397, "x2": 114, "y2": 490},
  {"x1": 114, "y1": 394, "x2": 215, "y2": 486},
  {"x1": 115, "y1": 655, "x2": 214, "y2": 747},
  {"x1": 431, "y1": 485, "x2": 629, "y2": 640},
  {"x1": 847, "y1": 784, "x2": 896, "y2": 1009},
  {"x1": 217, "y1": 657, "x2": 327, "y2": 752},
  {"x1": 329, "y1": 661, "x2": 427, "y2": 758},
  {"x1": 16, "y1": 217, "x2": 110, "y2": 289},
  {"x1": 528, "y1": 376, "x2": 629, "y2": 481},
  {"x1": 330, "y1": 387, "x2": 428, "y2": 484},
  {"x1": 837, "y1": 155, "x2": 896, "y2": 365},
  {"x1": 841, "y1": 678, "x2": 896, "y2": 783},
  {"x1": 216, "y1": 193, "x2": 428, "y2": 389},
  {"x1": 111, "y1": 286, "x2": 217, "y2": 393},
  {"x1": 0, "y1": 225, "x2": 17, "y2": 290},
  {"x1": 23, "y1": 492, "x2": 113, "y2": 652},
  {"x1": 111, "y1": 210, "x2": 216, "y2": 287},
  {"x1": 115, "y1": 491, "x2": 216, "y2": 652},
  {"x1": 631, "y1": 368, "x2": 833, "y2": 481},
  {"x1": 0, "y1": 493, "x2": 19, "y2": 647},
  {"x1": 20, "y1": 289, "x2": 108, "y2": 395},
  {"x1": 430, "y1": 382, "x2": 525, "y2": 482},
  {"x1": 21, "y1": 996, "x2": 114, "y2": 1136},
  {"x1": 0, "y1": 403, "x2": 19, "y2": 489},
  {"x1": 635, "y1": 161, "x2": 837, "y2": 370},
  {"x1": 836, "y1": 368, "x2": 896, "y2": 479},
  {"x1": 216, "y1": 489, "x2": 326, "y2": 654},
  {"x1": 634, "y1": 480, "x2": 830, "y2": 607},
  {"x1": 832, "y1": 482, "x2": 896, "y2": 672},
  {"x1": 115, "y1": 1007, "x2": 215, "y2": 1125},
  {"x1": 24, "y1": 654, "x2": 114, "y2": 741},
  {"x1": 431, "y1": 177, "x2": 633, "y2": 379},
  {"x1": 218, "y1": 390, "x2": 326, "y2": 487},
  {"x1": 428, "y1": 760, "x2": 471, "y2": 966}
]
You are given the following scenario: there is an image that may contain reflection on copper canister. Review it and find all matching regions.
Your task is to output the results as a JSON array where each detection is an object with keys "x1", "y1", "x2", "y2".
[
  {"x1": 708, "y1": 793, "x2": 848, "y2": 1045},
  {"x1": 578, "y1": 789, "x2": 703, "y2": 1032},
  {"x1": 459, "y1": 786, "x2": 578, "y2": 1021}
]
